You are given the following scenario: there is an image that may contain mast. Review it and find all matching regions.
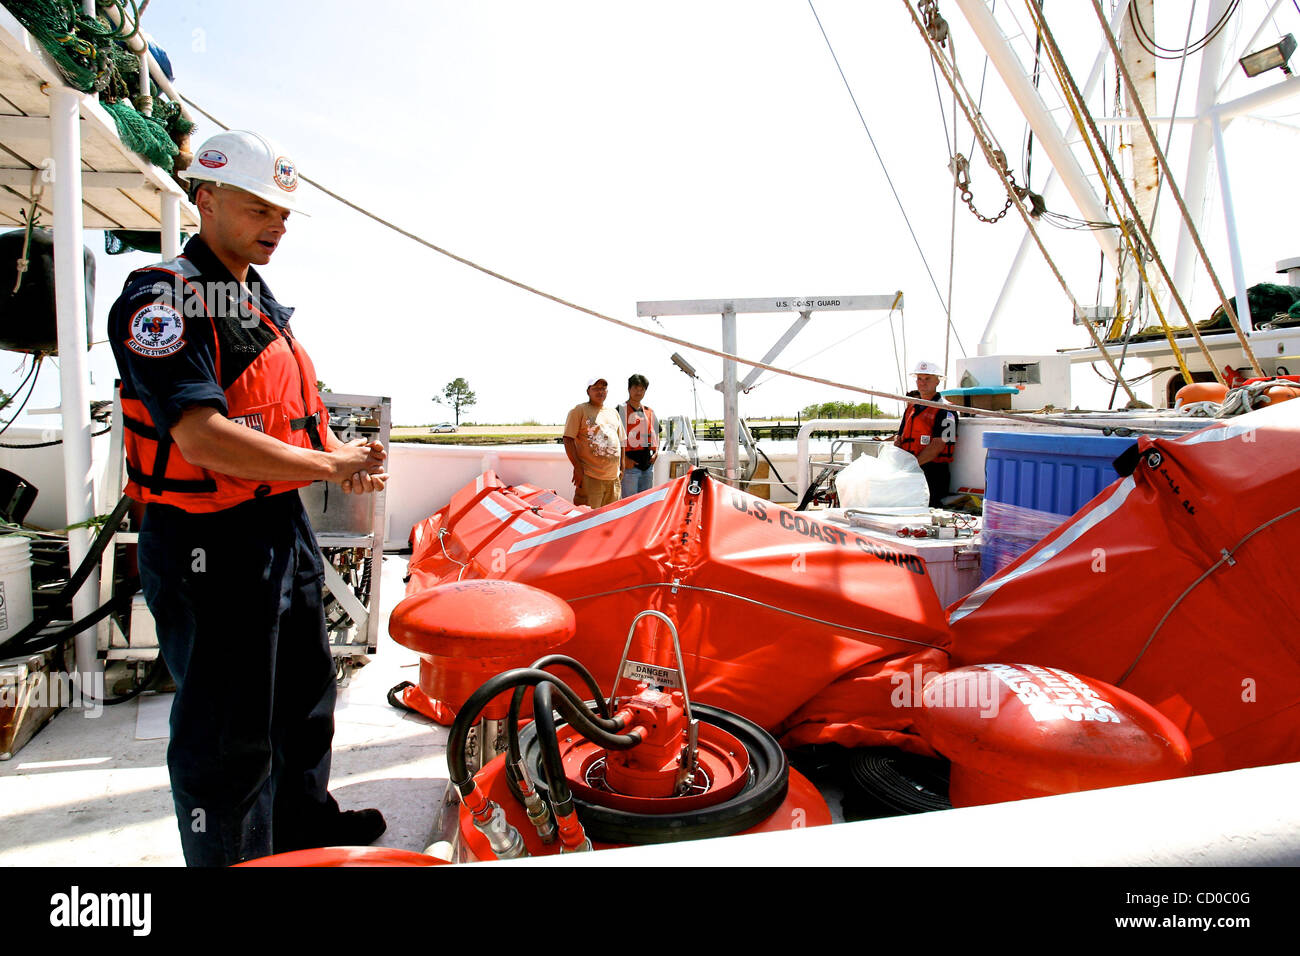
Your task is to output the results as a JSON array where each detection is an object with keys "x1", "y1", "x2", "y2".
[
  {"x1": 1120, "y1": 0, "x2": 1159, "y2": 316},
  {"x1": 1121, "y1": 0, "x2": 1160, "y2": 231}
]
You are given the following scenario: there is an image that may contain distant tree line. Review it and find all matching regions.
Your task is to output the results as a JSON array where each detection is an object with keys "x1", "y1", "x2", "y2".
[{"x1": 799, "y1": 400, "x2": 884, "y2": 419}]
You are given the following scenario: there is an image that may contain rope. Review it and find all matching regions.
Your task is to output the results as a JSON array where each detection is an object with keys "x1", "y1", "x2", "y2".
[
  {"x1": 1087, "y1": 0, "x2": 1263, "y2": 377},
  {"x1": 902, "y1": 0, "x2": 1141, "y2": 407},
  {"x1": 1028, "y1": 3, "x2": 1206, "y2": 386},
  {"x1": 12, "y1": 172, "x2": 46, "y2": 294},
  {"x1": 181, "y1": 95, "x2": 1179, "y2": 434}
]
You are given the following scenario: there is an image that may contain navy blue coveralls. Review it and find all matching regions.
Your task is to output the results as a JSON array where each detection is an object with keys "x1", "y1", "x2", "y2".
[{"x1": 108, "y1": 236, "x2": 340, "y2": 866}]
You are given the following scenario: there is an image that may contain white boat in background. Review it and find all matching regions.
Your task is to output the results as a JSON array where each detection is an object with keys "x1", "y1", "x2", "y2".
[{"x1": 0, "y1": 0, "x2": 1297, "y2": 874}]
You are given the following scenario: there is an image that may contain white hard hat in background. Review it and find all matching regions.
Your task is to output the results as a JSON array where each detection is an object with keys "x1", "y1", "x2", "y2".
[
  {"x1": 911, "y1": 360, "x2": 944, "y2": 377},
  {"x1": 181, "y1": 130, "x2": 310, "y2": 216}
]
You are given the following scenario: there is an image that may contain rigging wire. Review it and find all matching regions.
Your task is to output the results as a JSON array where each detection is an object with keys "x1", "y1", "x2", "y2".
[
  {"x1": 1085, "y1": 0, "x2": 1263, "y2": 377},
  {"x1": 1029, "y1": 2, "x2": 1204, "y2": 384},
  {"x1": 1024, "y1": 0, "x2": 1045, "y2": 187},
  {"x1": 1128, "y1": 0, "x2": 1240, "y2": 58},
  {"x1": 904, "y1": 0, "x2": 1143, "y2": 406},
  {"x1": 0, "y1": 356, "x2": 43, "y2": 438},
  {"x1": 748, "y1": 305, "x2": 904, "y2": 391},
  {"x1": 178, "y1": 95, "x2": 1180, "y2": 434},
  {"x1": 964, "y1": 0, "x2": 996, "y2": 163},
  {"x1": 1146, "y1": 0, "x2": 1200, "y2": 231},
  {"x1": 1091, "y1": 361, "x2": 1172, "y2": 388},
  {"x1": 805, "y1": 0, "x2": 957, "y2": 339},
  {"x1": 1106, "y1": 0, "x2": 1202, "y2": 394}
]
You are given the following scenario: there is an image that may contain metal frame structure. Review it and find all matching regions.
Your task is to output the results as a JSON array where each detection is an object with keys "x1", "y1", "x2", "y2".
[
  {"x1": 636, "y1": 294, "x2": 901, "y2": 485},
  {"x1": 966, "y1": 0, "x2": 1300, "y2": 355}
]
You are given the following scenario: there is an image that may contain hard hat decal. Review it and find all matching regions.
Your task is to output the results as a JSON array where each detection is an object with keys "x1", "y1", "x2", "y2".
[
  {"x1": 273, "y1": 156, "x2": 299, "y2": 193},
  {"x1": 197, "y1": 149, "x2": 228, "y2": 169},
  {"x1": 127, "y1": 303, "x2": 186, "y2": 358}
]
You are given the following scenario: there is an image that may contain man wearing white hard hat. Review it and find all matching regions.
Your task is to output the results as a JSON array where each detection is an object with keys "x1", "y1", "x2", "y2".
[
  {"x1": 108, "y1": 130, "x2": 387, "y2": 865},
  {"x1": 563, "y1": 376, "x2": 626, "y2": 508},
  {"x1": 894, "y1": 360, "x2": 958, "y2": 507}
]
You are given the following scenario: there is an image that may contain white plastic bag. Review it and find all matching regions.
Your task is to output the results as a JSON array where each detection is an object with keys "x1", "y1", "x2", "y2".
[{"x1": 834, "y1": 443, "x2": 930, "y2": 509}]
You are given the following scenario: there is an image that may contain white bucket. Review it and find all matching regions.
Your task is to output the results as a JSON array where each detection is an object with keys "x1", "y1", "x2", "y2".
[{"x1": 0, "y1": 535, "x2": 34, "y2": 643}]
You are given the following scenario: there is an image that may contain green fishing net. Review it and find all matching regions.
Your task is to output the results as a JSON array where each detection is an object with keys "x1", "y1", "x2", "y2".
[{"x1": 2, "y1": 1, "x2": 191, "y2": 172}]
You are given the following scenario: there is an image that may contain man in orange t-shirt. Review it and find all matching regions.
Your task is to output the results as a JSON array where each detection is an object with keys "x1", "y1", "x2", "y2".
[{"x1": 563, "y1": 376, "x2": 626, "y2": 508}]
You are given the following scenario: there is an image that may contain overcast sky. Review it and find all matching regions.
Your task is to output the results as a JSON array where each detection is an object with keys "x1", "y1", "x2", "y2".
[{"x1": 18, "y1": 0, "x2": 1300, "y2": 425}]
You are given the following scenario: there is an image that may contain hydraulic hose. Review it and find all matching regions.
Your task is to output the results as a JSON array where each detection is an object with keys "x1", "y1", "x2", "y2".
[
  {"x1": 447, "y1": 668, "x2": 631, "y2": 789},
  {"x1": 531, "y1": 680, "x2": 649, "y2": 824},
  {"x1": 506, "y1": 654, "x2": 612, "y2": 804},
  {"x1": 533, "y1": 682, "x2": 572, "y2": 812}
]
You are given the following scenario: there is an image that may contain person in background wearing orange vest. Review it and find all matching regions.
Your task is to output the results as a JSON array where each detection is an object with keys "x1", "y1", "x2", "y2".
[
  {"x1": 108, "y1": 131, "x2": 388, "y2": 866},
  {"x1": 894, "y1": 359, "x2": 958, "y2": 508},
  {"x1": 617, "y1": 373, "x2": 658, "y2": 498}
]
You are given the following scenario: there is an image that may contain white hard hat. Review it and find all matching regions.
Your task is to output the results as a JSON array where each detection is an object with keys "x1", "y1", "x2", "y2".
[
  {"x1": 182, "y1": 130, "x2": 310, "y2": 216},
  {"x1": 911, "y1": 360, "x2": 944, "y2": 377},
  {"x1": 586, "y1": 377, "x2": 609, "y2": 388}
]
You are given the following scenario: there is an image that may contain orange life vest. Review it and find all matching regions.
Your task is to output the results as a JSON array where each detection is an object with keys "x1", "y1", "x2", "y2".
[
  {"x1": 119, "y1": 256, "x2": 329, "y2": 513},
  {"x1": 617, "y1": 402, "x2": 658, "y2": 451},
  {"x1": 897, "y1": 399, "x2": 956, "y2": 464}
]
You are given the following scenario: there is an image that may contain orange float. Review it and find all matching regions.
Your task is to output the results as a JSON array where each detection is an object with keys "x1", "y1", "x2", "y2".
[
  {"x1": 1173, "y1": 381, "x2": 1228, "y2": 408},
  {"x1": 915, "y1": 664, "x2": 1192, "y2": 806}
]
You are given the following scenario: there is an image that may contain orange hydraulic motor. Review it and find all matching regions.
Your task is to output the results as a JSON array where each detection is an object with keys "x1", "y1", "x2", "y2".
[{"x1": 605, "y1": 685, "x2": 693, "y2": 798}]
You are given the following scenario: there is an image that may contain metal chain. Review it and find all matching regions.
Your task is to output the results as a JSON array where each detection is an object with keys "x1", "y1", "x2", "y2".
[{"x1": 950, "y1": 150, "x2": 1026, "y2": 225}]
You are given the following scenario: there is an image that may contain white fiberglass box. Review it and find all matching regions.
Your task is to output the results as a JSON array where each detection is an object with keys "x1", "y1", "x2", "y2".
[{"x1": 955, "y1": 354, "x2": 1072, "y2": 411}]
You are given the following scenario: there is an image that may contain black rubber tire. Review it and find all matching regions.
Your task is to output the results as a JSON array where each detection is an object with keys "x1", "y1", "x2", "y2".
[
  {"x1": 519, "y1": 702, "x2": 789, "y2": 845},
  {"x1": 844, "y1": 747, "x2": 951, "y2": 816}
]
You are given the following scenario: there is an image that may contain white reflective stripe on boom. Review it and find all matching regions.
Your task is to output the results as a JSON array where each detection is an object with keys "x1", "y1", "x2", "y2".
[
  {"x1": 508, "y1": 487, "x2": 671, "y2": 554},
  {"x1": 948, "y1": 476, "x2": 1137, "y2": 625},
  {"x1": 1177, "y1": 418, "x2": 1258, "y2": 446},
  {"x1": 478, "y1": 495, "x2": 541, "y2": 535}
]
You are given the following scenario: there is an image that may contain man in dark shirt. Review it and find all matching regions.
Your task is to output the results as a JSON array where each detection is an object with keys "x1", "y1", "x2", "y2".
[{"x1": 109, "y1": 130, "x2": 387, "y2": 865}]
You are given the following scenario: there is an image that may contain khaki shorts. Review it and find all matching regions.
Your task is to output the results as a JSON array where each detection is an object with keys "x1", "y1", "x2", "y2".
[{"x1": 581, "y1": 475, "x2": 621, "y2": 509}]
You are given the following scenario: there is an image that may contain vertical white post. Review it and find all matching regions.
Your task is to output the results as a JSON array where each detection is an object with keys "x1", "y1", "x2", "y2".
[
  {"x1": 50, "y1": 88, "x2": 102, "y2": 693},
  {"x1": 721, "y1": 309, "x2": 738, "y2": 485},
  {"x1": 1170, "y1": 0, "x2": 1233, "y2": 308},
  {"x1": 1210, "y1": 114, "x2": 1253, "y2": 331},
  {"x1": 161, "y1": 191, "x2": 181, "y2": 259}
]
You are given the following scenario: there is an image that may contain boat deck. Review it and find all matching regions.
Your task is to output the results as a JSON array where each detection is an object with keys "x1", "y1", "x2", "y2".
[{"x1": 0, "y1": 554, "x2": 447, "y2": 866}]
